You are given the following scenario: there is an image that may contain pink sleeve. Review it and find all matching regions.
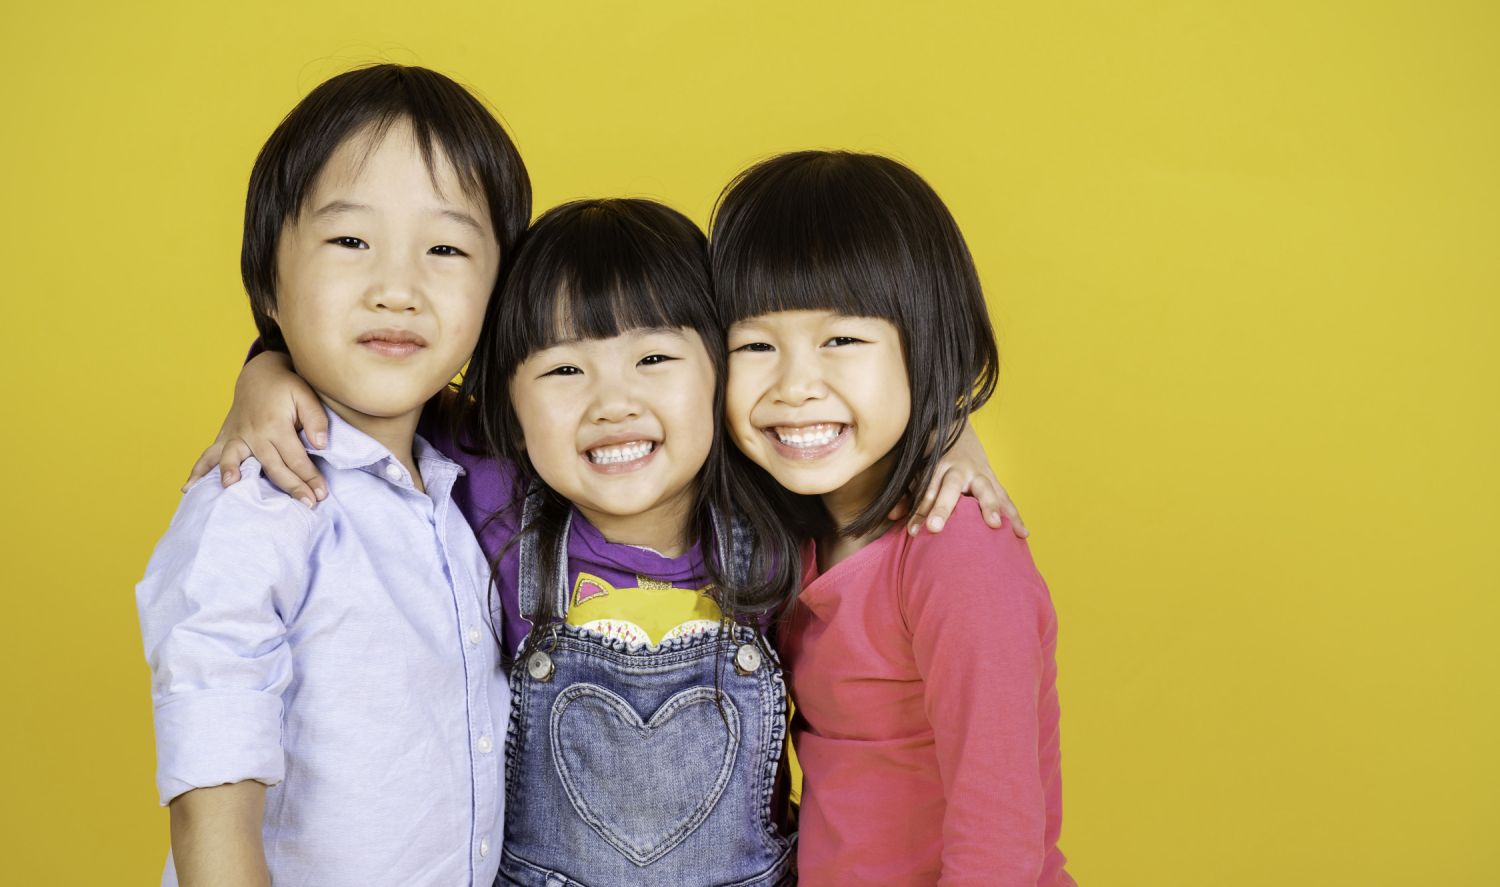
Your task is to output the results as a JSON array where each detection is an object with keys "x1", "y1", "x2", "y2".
[{"x1": 901, "y1": 499, "x2": 1058, "y2": 887}]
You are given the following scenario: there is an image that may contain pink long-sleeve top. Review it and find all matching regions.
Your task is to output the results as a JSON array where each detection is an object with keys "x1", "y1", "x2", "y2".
[{"x1": 782, "y1": 498, "x2": 1074, "y2": 886}]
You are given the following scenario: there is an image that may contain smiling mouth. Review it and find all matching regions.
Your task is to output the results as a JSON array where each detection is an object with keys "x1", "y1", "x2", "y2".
[
  {"x1": 584, "y1": 440, "x2": 658, "y2": 472},
  {"x1": 764, "y1": 423, "x2": 850, "y2": 459}
]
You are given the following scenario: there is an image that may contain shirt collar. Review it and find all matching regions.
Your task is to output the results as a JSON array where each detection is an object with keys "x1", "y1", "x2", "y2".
[{"x1": 302, "y1": 410, "x2": 464, "y2": 484}]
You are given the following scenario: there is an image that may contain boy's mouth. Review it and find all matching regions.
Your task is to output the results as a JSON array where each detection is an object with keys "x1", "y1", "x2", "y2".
[
  {"x1": 358, "y1": 329, "x2": 428, "y2": 357},
  {"x1": 764, "y1": 423, "x2": 850, "y2": 460},
  {"x1": 584, "y1": 439, "x2": 659, "y2": 473}
]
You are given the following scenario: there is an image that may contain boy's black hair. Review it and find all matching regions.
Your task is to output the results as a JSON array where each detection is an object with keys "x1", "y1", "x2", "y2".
[
  {"x1": 710, "y1": 150, "x2": 1000, "y2": 539},
  {"x1": 462, "y1": 198, "x2": 800, "y2": 639},
  {"x1": 241, "y1": 64, "x2": 531, "y2": 350}
]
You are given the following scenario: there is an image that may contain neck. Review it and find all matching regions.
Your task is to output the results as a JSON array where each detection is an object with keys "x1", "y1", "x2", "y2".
[
  {"x1": 817, "y1": 452, "x2": 898, "y2": 572},
  {"x1": 320, "y1": 395, "x2": 425, "y2": 493},
  {"x1": 577, "y1": 483, "x2": 697, "y2": 559}
]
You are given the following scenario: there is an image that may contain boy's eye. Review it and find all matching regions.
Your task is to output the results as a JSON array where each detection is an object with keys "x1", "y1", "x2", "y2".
[
  {"x1": 429, "y1": 244, "x2": 468, "y2": 257},
  {"x1": 330, "y1": 236, "x2": 369, "y2": 250},
  {"x1": 824, "y1": 336, "x2": 864, "y2": 347},
  {"x1": 732, "y1": 342, "x2": 774, "y2": 353},
  {"x1": 638, "y1": 354, "x2": 677, "y2": 367},
  {"x1": 542, "y1": 365, "x2": 583, "y2": 377}
]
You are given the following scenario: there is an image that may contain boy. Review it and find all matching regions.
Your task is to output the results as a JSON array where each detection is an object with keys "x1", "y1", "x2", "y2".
[{"x1": 136, "y1": 65, "x2": 528, "y2": 887}]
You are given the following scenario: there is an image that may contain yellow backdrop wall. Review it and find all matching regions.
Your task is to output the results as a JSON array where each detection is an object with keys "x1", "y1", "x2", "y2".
[{"x1": 1, "y1": 1, "x2": 1495, "y2": 883}]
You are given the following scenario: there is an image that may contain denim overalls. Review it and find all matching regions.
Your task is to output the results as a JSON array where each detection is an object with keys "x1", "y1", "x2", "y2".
[{"x1": 498, "y1": 496, "x2": 797, "y2": 886}]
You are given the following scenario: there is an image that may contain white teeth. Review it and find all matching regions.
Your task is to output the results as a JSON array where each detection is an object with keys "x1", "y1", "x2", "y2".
[
  {"x1": 588, "y1": 441, "x2": 654, "y2": 464},
  {"x1": 774, "y1": 424, "x2": 843, "y2": 448}
]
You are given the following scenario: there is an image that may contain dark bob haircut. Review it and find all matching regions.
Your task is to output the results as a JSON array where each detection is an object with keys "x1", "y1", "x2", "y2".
[
  {"x1": 241, "y1": 64, "x2": 531, "y2": 350},
  {"x1": 462, "y1": 198, "x2": 800, "y2": 633},
  {"x1": 710, "y1": 150, "x2": 999, "y2": 539}
]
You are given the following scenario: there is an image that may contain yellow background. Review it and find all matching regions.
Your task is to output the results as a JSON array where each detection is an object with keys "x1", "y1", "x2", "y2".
[{"x1": 2, "y1": 1, "x2": 1495, "y2": 883}]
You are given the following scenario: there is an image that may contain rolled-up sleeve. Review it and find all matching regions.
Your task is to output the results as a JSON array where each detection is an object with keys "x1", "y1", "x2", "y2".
[{"x1": 136, "y1": 467, "x2": 316, "y2": 806}]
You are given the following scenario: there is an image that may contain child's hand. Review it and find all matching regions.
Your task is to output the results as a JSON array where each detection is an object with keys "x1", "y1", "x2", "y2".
[
  {"x1": 889, "y1": 421, "x2": 1028, "y2": 538},
  {"x1": 182, "y1": 351, "x2": 330, "y2": 508}
]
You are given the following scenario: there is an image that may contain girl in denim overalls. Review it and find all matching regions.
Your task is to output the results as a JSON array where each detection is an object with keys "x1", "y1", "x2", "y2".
[{"x1": 461, "y1": 198, "x2": 801, "y2": 887}]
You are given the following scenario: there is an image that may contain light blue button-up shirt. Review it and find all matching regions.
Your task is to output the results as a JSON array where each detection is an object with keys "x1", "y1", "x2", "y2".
[{"x1": 137, "y1": 412, "x2": 506, "y2": 886}]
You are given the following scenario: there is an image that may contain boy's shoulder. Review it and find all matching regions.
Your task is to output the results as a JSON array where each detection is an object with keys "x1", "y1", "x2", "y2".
[
  {"x1": 172, "y1": 457, "x2": 322, "y2": 540},
  {"x1": 141, "y1": 458, "x2": 324, "y2": 599}
]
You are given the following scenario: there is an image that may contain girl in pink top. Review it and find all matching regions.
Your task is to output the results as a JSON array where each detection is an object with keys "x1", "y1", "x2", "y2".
[{"x1": 710, "y1": 151, "x2": 1075, "y2": 886}]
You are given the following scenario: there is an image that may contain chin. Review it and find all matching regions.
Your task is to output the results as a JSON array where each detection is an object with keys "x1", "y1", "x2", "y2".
[
  {"x1": 341, "y1": 394, "x2": 430, "y2": 420},
  {"x1": 770, "y1": 472, "x2": 842, "y2": 497}
]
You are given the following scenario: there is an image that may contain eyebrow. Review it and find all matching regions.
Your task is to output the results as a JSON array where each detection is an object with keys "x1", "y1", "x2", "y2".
[
  {"x1": 310, "y1": 200, "x2": 486, "y2": 236},
  {"x1": 310, "y1": 200, "x2": 371, "y2": 220},
  {"x1": 437, "y1": 208, "x2": 486, "y2": 236}
]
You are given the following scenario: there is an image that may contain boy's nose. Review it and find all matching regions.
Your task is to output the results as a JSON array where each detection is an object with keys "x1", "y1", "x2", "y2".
[{"x1": 369, "y1": 257, "x2": 423, "y2": 312}]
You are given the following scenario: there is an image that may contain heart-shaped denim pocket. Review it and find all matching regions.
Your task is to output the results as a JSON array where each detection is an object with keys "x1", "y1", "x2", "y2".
[{"x1": 550, "y1": 683, "x2": 740, "y2": 866}]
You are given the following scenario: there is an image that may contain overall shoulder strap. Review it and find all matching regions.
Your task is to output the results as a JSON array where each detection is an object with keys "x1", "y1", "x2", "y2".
[
  {"x1": 709, "y1": 506, "x2": 753, "y2": 588},
  {"x1": 516, "y1": 483, "x2": 574, "y2": 621}
]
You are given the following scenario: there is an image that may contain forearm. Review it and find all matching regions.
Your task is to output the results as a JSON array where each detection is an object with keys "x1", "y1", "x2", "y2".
[{"x1": 169, "y1": 782, "x2": 271, "y2": 887}]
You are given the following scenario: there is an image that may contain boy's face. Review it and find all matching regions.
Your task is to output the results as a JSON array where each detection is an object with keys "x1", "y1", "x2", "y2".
[
  {"x1": 508, "y1": 326, "x2": 717, "y2": 552},
  {"x1": 271, "y1": 121, "x2": 500, "y2": 428}
]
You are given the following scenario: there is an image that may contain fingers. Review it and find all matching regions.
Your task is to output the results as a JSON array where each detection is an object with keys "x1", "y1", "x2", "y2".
[
  {"x1": 887, "y1": 496, "x2": 912, "y2": 523},
  {"x1": 971, "y1": 476, "x2": 1028, "y2": 538},
  {"x1": 907, "y1": 469, "x2": 947, "y2": 536},
  {"x1": 294, "y1": 387, "x2": 329, "y2": 450},
  {"x1": 920, "y1": 471, "x2": 967, "y2": 535},
  {"x1": 260, "y1": 435, "x2": 325, "y2": 508},
  {"x1": 216, "y1": 439, "x2": 253, "y2": 487},
  {"x1": 183, "y1": 443, "x2": 226, "y2": 492}
]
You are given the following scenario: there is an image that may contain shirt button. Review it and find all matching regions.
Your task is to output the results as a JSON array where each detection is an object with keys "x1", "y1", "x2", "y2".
[
  {"x1": 478, "y1": 735, "x2": 493, "y2": 753},
  {"x1": 383, "y1": 463, "x2": 404, "y2": 483},
  {"x1": 467, "y1": 627, "x2": 482, "y2": 645},
  {"x1": 479, "y1": 837, "x2": 490, "y2": 857}
]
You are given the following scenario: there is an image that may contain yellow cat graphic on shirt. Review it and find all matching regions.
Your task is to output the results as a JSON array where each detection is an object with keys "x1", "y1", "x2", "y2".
[{"x1": 565, "y1": 573, "x2": 722, "y2": 646}]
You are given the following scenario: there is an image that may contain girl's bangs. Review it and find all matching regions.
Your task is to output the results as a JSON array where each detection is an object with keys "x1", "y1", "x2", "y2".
[
  {"x1": 500, "y1": 199, "x2": 717, "y2": 365},
  {"x1": 714, "y1": 158, "x2": 911, "y2": 327},
  {"x1": 718, "y1": 232, "x2": 906, "y2": 327},
  {"x1": 525, "y1": 273, "x2": 708, "y2": 353}
]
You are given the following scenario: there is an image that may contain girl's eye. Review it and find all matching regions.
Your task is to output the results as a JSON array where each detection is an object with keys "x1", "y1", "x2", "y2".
[
  {"x1": 732, "y1": 342, "x2": 774, "y2": 353},
  {"x1": 824, "y1": 336, "x2": 864, "y2": 347},
  {"x1": 639, "y1": 354, "x2": 677, "y2": 367},
  {"x1": 330, "y1": 236, "x2": 368, "y2": 250},
  {"x1": 542, "y1": 365, "x2": 583, "y2": 377},
  {"x1": 429, "y1": 244, "x2": 468, "y2": 257}
]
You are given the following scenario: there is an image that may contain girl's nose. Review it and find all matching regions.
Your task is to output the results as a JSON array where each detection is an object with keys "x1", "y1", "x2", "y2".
[
  {"x1": 773, "y1": 352, "x2": 827, "y2": 406},
  {"x1": 590, "y1": 380, "x2": 643, "y2": 423}
]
